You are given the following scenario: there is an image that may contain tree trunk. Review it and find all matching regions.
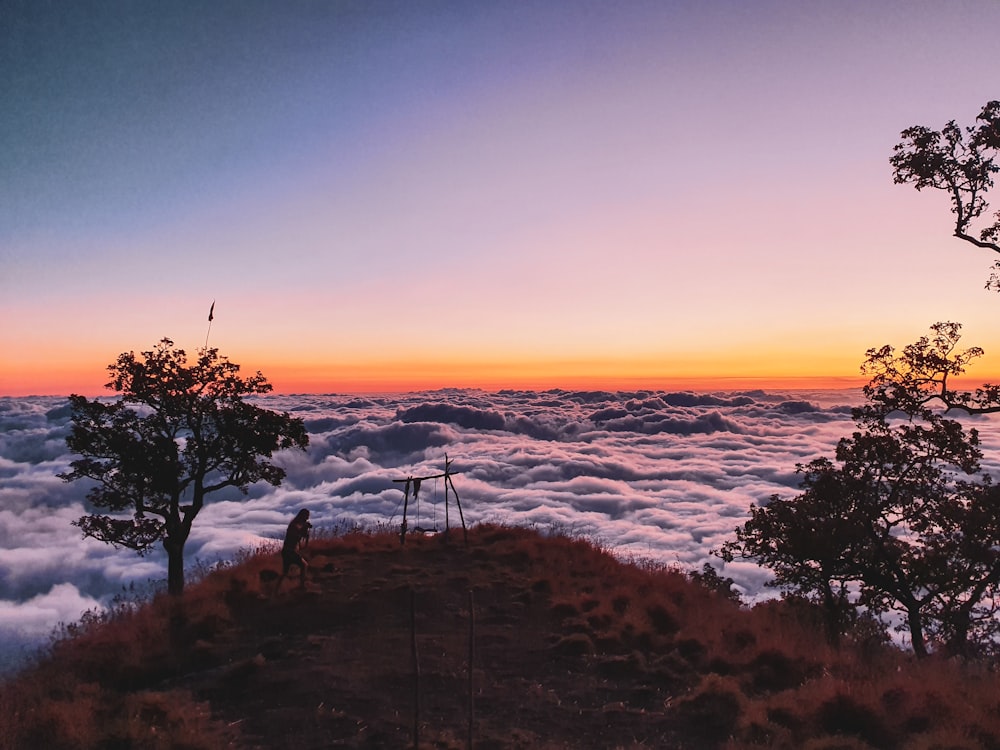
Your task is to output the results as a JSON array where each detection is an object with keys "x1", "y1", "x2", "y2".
[
  {"x1": 944, "y1": 602, "x2": 973, "y2": 659},
  {"x1": 821, "y1": 581, "x2": 842, "y2": 649},
  {"x1": 165, "y1": 535, "x2": 186, "y2": 596},
  {"x1": 907, "y1": 604, "x2": 928, "y2": 658}
]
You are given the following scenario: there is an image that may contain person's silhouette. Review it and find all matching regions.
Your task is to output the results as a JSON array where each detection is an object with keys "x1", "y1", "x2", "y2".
[{"x1": 275, "y1": 508, "x2": 311, "y2": 594}]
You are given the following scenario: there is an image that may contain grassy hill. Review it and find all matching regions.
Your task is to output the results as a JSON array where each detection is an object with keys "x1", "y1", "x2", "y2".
[{"x1": 2, "y1": 523, "x2": 999, "y2": 749}]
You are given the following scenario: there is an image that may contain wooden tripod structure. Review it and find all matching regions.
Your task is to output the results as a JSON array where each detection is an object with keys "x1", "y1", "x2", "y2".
[{"x1": 392, "y1": 454, "x2": 467, "y2": 545}]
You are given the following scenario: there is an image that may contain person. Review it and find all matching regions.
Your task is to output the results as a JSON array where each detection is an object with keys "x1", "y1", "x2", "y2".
[{"x1": 275, "y1": 508, "x2": 311, "y2": 594}]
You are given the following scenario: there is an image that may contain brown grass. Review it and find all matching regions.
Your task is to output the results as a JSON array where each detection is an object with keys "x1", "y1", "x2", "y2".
[{"x1": 2, "y1": 522, "x2": 999, "y2": 749}]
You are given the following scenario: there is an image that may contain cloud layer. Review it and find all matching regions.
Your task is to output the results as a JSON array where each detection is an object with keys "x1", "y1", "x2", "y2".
[{"x1": 5, "y1": 388, "x2": 1000, "y2": 673}]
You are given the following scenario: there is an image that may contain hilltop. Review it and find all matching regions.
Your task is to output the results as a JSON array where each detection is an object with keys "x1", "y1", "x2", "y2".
[{"x1": 2, "y1": 524, "x2": 999, "y2": 749}]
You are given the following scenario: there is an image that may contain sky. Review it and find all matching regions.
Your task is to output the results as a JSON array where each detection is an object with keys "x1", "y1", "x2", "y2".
[{"x1": 3, "y1": 1, "x2": 1000, "y2": 395}]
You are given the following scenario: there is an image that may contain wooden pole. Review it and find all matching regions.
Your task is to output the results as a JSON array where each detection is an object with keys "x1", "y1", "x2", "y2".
[
  {"x1": 444, "y1": 454, "x2": 451, "y2": 532},
  {"x1": 411, "y1": 588, "x2": 420, "y2": 750},
  {"x1": 467, "y1": 589, "x2": 475, "y2": 750},
  {"x1": 449, "y1": 475, "x2": 468, "y2": 545},
  {"x1": 400, "y1": 478, "x2": 411, "y2": 545},
  {"x1": 393, "y1": 464, "x2": 464, "y2": 542}
]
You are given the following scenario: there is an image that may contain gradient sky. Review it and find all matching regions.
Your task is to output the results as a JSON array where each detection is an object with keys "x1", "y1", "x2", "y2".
[{"x1": 3, "y1": 0, "x2": 1000, "y2": 396}]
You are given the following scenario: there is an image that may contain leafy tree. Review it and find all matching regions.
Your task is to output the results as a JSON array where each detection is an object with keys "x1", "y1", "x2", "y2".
[
  {"x1": 60, "y1": 338, "x2": 309, "y2": 596},
  {"x1": 890, "y1": 100, "x2": 1000, "y2": 286},
  {"x1": 722, "y1": 324, "x2": 1000, "y2": 658},
  {"x1": 720, "y1": 460, "x2": 862, "y2": 648},
  {"x1": 689, "y1": 562, "x2": 743, "y2": 605},
  {"x1": 862, "y1": 320, "x2": 1000, "y2": 415}
]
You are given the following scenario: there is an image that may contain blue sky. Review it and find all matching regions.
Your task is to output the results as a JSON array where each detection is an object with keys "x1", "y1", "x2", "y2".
[{"x1": 3, "y1": 1, "x2": 1000, "y2": 394}]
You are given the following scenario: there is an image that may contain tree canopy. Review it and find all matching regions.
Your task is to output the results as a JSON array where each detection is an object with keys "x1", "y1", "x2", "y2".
[
  {"x1": 61, "y1": 338, "x2": 309, "y2": 595},
  {"x1": 862, "y1": 321, "x2": 1000, "y2": 415},
  {"x1": 721, "y1": 325, "x2": 1000, "y2": 658},
  {"x1": 724, "y1": 102, "x2": 1000, "y2": 658},
  {"x1": 891, "y1": 100, "x2": 1000, "y2": 285}
]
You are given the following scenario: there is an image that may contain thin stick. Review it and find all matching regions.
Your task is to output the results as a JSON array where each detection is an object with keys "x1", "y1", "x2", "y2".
[
  {"x1": 449, "y1": 475, "x2": 468, "y2": 545},
  {"x1": 400, "y1": 479, "x2": 411, "y2": 545},
  {"x1": 411, "y1": 588, "x2": 420, "y2": 750},
  {"x1": 204, "y1": 300, "x2": 215, "y2": 349},
  {"x1": 468, "y1": 588, "x2": 475, "y2": 750},
  {"x1": 444, "y1": 454, "x2": 451, "y2": 531}
]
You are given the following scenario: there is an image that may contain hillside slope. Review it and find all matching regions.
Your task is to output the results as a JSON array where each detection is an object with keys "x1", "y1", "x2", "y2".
[{"x1": 3, "y1": 524, "x2": 999, "y2": 749}]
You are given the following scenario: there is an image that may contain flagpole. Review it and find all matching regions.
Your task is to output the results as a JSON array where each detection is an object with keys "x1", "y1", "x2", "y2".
[{"x1": 204, "y1": 300, "x2": 215, "y2": 350}]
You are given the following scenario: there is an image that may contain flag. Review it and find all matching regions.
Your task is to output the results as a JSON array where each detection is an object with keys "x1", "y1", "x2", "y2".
[{"x1": 208, "y1": 301, "x2": 215, "y2": 322}]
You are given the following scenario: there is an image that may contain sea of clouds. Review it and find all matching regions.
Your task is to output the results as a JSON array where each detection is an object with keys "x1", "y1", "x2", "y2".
[{"x1": 5, "y1": 388, "x2": 1000, "y2": 674}]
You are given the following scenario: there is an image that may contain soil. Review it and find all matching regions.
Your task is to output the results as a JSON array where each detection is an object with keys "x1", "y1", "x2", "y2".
[{"x1": 169, "y1": 528, "x2": 697, "y2": 749}]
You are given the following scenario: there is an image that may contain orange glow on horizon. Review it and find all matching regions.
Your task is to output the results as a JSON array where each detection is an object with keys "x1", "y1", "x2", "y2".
[
  {"x1": 2, "y1": 358, "x2": 874, "y2": 397},
  {"x1": 266, "y1": 372, "x2": 872, "y2": 395},
  {"x1": 254, "y1": 355, "x2": 873, "y2": 394},
  {"x1": 7, "y1": 348, "x2": 1000, "y2": 398}
]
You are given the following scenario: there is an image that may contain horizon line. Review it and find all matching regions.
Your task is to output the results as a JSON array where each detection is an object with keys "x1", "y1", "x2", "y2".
[
  {"x1": 1, "y1": 374, "x2": 875, "y2": 399},
  {"x1": 11, "y1": 372, "x2": 1000, "y2": 400}
]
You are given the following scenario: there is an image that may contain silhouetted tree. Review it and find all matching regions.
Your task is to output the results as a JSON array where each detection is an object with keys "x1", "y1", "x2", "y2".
[
  {"x1": 722, "y1": 325, "x2": 1000, "y2": 658},
  {"x1": 61, "y1": 338, "x2": 309, "y2": 596},
  {"x1": 862, "y1": 321, "x2": 1000, "y2": 415},
  {"x1": 720, "y1": 460, "x2": 862, "y2": 648},
  {"x1": 891, "y1": 100, "x2": 1000, "y2": 286},
  {"x1": 689, "y1": 562, "x2": 743, "y2": 605}
]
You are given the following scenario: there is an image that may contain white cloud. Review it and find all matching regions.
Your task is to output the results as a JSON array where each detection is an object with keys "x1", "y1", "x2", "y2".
[
  {"x1": 0, "y1": 583, "x2": 101, "y2": 632},
  {"x1": 0, "y1": 582, "x2": 103, "y2": 674},
  {"x1": 5, "y1": 387, "x2": 999, "y2": 672}
]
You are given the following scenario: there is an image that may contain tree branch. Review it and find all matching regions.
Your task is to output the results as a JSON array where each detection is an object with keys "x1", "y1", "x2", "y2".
[{"x1": 954, "y1": 231, "x2": 1000, "y2": 254}]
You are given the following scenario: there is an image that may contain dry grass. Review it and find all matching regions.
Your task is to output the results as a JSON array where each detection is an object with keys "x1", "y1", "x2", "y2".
[{"x1": 2, "y1": 522, "x2": 999, "y2": 749}]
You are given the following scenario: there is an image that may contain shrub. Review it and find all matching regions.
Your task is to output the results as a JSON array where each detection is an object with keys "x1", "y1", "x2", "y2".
[
  {"x1": 672, "y1": 674, "x2": 743, "y2": 745},
  {"x1": 816, "y1": 693, "x2": 894, "y2": 748}
]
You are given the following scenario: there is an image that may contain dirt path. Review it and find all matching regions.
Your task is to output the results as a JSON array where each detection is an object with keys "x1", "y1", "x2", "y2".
[{"x1": 167, "y1": 530, "x2": 688, "y2": 748}]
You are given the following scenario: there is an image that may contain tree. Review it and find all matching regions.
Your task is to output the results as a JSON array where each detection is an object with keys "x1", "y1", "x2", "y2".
[
  {"x1": 60, "y1": 338, "x2": 309, "y2": 596},
  {"x1": 890, "y1": 100, "x2": 1000, "y2": 286},
  {"x1": 862, "y1": 320, "x2": 1000, "y2": 415},
  {"x1": 721, "y1": 324, "x2": 1000, "y2": 658},
  {"x1": 720, "y1": 459, "x2": 864, "y2": 648}
]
